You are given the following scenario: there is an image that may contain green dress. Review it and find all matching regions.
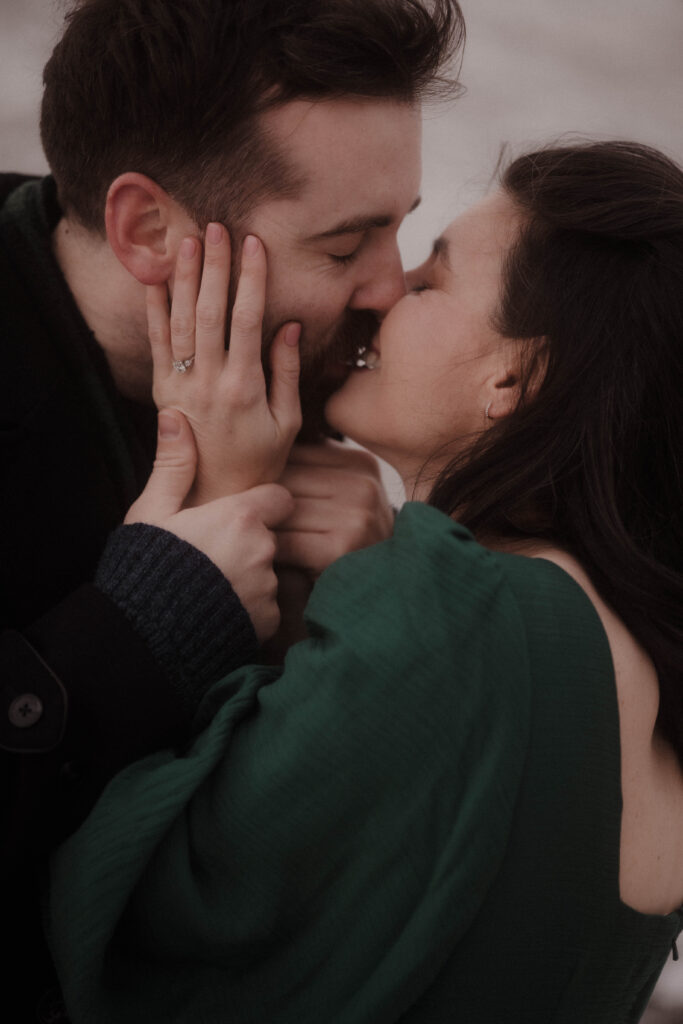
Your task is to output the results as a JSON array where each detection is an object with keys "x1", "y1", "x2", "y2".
[{"x1": 48, "y1": 504, "x2": 682, "y2": 1023}]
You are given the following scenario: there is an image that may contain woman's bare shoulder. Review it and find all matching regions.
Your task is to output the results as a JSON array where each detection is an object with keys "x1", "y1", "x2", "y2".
[{"x1": 505, "y1": 540, "x2": 683, "y2": 916}]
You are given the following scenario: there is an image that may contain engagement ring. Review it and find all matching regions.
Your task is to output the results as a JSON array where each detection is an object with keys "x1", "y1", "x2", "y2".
[{"x1": 172, "y1": 356, "x2": 196, "y2": 374}]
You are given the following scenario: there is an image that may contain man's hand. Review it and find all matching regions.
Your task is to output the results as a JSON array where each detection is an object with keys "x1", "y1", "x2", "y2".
[
  {"x1": 258, "y1": 441, "x2": 394, "y2": 661},
  {"x1": 147, "y1": 225, "x2": 302, "y2": 505},
  {"x1": 275, "y1": 440, "x2": 395, "y2": 575},
  {"x1": 126, "y1": 409, "x2": 294, "y2": 643}
]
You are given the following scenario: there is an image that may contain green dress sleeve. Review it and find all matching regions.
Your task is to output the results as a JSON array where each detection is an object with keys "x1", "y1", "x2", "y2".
[{"x1": 48, "y1": 503, "x2": 533, "y2": 1024}]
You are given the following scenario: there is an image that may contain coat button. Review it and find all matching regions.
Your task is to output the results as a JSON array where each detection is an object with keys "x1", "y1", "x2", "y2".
[{"x1": 8, "y1": 693, "x2": 44, "y2": 728}]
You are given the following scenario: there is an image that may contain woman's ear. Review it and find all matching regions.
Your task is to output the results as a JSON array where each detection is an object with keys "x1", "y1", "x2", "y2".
[
  {"x1": 484, "y1": 368, "x2": 518, "y2": 421},
  {"x1": 484, "y1": 339, "x2": 547, "y2": 421},
  {"x1": 104, "y1": 173, "x2": 197, "y2": 285}
]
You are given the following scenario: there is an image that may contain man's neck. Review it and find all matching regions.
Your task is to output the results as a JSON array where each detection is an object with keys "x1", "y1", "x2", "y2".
[{"x1": 52, "y1": 216, "x2": 154, "y2": 403}]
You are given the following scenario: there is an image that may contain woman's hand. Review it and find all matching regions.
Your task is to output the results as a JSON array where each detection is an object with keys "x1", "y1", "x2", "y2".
[
  {"x1": 125, "y1": 408, "x2": 294, "y2": 643},
  {"x1": 147, "y1": 223, "x2": 302, "y2": 505}
]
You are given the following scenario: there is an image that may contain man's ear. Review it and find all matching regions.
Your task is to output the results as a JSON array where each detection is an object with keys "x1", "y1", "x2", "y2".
[
  {"x1": 484, "y1": 339, "x2": 547, "y2": 421},
  {"x1": 105, "y1": 173, "x2": 197, "y2": 285}
]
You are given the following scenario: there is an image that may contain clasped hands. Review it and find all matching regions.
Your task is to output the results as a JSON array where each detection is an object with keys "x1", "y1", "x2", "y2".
[{"x1": 126, "y1": 223, "x2": 394, "y2": 645}]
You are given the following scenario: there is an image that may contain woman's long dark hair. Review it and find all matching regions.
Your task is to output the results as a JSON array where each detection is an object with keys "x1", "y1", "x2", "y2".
[{"x1": 429, "y1": 141, "x2": 683, "y2": 761}]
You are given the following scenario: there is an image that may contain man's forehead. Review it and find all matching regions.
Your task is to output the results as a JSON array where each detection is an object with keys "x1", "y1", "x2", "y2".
[
  {"x1": 262, "y1": 95, "x2": 421, "y2": 148},
  {"x1": 259, "y1": 97, "x2": 423, "y2": 235}
]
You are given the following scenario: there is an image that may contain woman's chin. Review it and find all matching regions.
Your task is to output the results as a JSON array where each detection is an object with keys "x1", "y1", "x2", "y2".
[
  {"x1": 324, "y1": 387, "x2": 407, "y2": 476},
  {"x1": 323, "y1": 389, "x2": 355, "y2": 438}
]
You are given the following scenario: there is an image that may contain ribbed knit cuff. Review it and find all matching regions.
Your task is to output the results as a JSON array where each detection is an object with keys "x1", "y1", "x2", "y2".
[{"x1": 95, "y1": 524, "x2": 258, "y2": 713}]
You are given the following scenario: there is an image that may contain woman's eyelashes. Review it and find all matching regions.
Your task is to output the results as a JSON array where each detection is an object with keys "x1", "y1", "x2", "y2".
[{"x1": 411, "y1": 281, "x2": 431, "y2": 293}]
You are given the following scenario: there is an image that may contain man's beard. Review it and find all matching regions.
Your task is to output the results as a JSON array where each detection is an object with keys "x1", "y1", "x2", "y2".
[
  {"x1": 263, "y1": 309, "x2": 380, "y2": 442},
  {"x1": 226, "y1": 253, "x2": 377, "y2": 441}
]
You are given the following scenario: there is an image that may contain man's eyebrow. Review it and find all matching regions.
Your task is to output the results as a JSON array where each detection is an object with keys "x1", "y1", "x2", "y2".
[
  {"x1": 304, "y1": 195, "x2": 422, "y2": 243},
  {"x1": 432, "y1": 235, "x2": 452, "y2": 269}
]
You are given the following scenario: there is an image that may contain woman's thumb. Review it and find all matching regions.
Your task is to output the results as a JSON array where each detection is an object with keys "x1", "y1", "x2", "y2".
[{"x1": 124, "y1": 409, "x2": 198, "y2": 524}]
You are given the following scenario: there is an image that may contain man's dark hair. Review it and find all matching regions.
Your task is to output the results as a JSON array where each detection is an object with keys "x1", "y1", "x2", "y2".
[
  {"x1": 428, "y1": 140, "x2": 683, "y2": 763},
  {"x1": 41, "y1": 0, "x2": 464, "y2": 233}
]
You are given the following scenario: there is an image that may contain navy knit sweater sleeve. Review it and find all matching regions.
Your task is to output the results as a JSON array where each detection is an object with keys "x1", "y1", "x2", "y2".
[{"x1": 95, "y1": 523, "x2": 258, "y2": 713}]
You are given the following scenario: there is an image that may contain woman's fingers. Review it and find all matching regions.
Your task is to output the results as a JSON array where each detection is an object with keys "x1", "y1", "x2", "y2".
[
  {"x1": 226, "y1": 235, "x2": 268, "y2": 384},
  {"x1": 194, "y1": 223, "x2": 231, "y2": 374},
  {"x1": 269, "y1": 322, "x2": 302, "y2": 437},
  {"x1": 169, "y1": 236, "x2": 202, "y2": 367},
  {"x1": 162, "y1": 229, "x2": 267, "y2": 383},
  {"x1": 146, "y1": 283, "x2": 172, "y2": 379}
]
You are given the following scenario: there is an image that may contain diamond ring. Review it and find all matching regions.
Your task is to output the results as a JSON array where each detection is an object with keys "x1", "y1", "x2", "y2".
[{"x1": 172, "y1": 355, "x2": 196, "y2": 374}]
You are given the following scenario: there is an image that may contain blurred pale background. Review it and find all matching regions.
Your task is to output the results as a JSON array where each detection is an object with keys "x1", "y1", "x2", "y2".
[{"x1": 2, "y1": 0, "x2": 682, "y2": 1019}]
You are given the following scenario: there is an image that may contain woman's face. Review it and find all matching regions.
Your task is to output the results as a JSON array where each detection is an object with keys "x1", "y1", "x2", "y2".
[{"x1": 325, "y1": 191, "x2": 523, "y2": 495}]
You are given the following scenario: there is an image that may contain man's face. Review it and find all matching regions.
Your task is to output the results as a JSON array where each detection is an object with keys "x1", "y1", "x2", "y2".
[{"x1": 243, "y1": 98, "x2": 423, "y2": 435}]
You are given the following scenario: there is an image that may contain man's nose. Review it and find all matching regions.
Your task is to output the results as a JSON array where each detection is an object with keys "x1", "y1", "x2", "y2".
[{"x1": 349, "y1": 243, "x2": 407, "y2": 314}]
